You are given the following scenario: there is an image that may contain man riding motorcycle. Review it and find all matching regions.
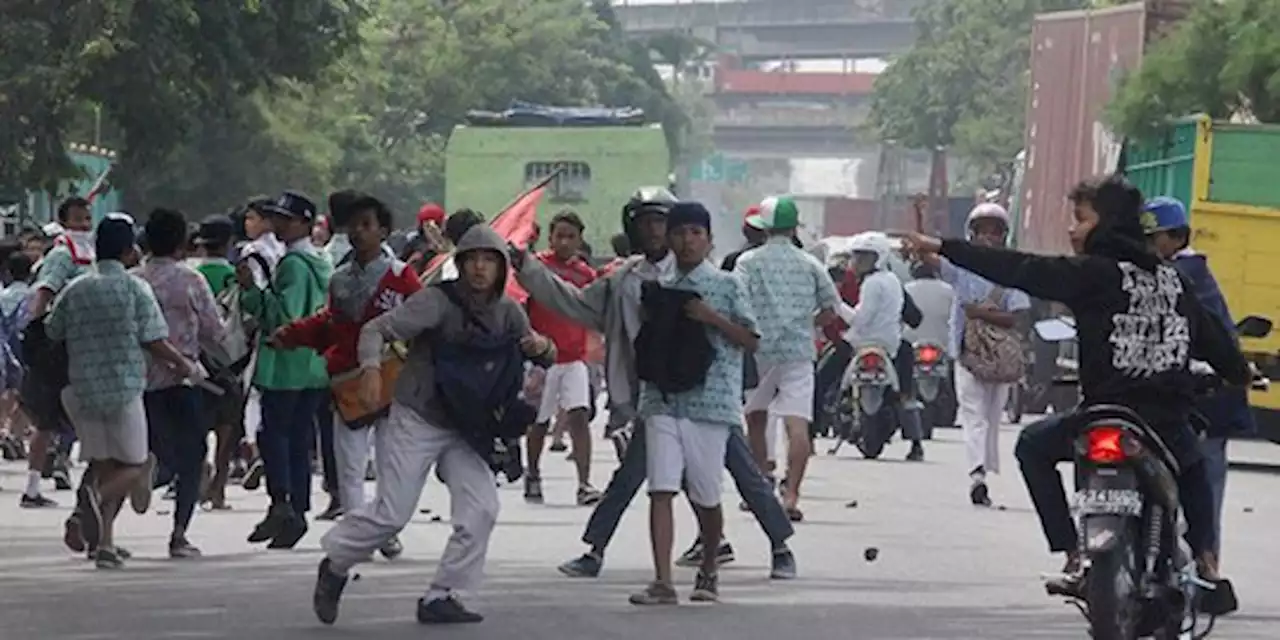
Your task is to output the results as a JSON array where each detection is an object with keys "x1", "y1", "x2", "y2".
[{"x1": 898, "y1": 174, "x2": 1248, "y2": 616}]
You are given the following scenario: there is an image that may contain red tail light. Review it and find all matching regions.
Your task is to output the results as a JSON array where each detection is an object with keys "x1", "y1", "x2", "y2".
[
  {"x1": 1085, "y1": 427, "x2": 1127, "y2": 464},
  {"x1": 857, "y1": 352, "x2": 884, "y2": 370},
  {"x1": 916, "y1": 345, "x2": 940, "y2": 364}
]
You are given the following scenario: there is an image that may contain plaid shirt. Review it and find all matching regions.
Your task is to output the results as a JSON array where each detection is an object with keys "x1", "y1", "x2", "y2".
[
  {"x1": 135, "y1": 257, "x2": 224, "y2": 390},
  {"x1": 46, "y1": 260, "x2": 169, "y2": 415}
]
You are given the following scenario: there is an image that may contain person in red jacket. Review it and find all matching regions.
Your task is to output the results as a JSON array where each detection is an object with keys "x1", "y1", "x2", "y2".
[
  {"x1": 272, "y1": 194, "x2": 420, "y2": 559},
  {"x1": 524, "y1": 210, "x2": 602, "y2": 507}
]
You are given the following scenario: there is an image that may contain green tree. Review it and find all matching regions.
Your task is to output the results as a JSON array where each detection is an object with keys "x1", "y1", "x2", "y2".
[
  {"x1": 868, "y1": 0, "x2": 1086, "y2": 178},
  {"x1": 1107, "y1": 0, "x2": 1280, "y2": 140}
]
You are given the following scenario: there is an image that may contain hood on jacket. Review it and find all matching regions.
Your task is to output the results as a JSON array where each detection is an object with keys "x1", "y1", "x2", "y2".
[
  {"x1": 1080, "y1": 175, "x2": 1161, "y2": 270},
  {"x1": 453, "y1": 223, "x2": 511, "y2": 296}
]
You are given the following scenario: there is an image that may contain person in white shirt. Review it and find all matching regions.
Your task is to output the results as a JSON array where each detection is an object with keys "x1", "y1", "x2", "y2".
[{"x1": 839, "y1": 232, "x2": 904, "y2": 352}]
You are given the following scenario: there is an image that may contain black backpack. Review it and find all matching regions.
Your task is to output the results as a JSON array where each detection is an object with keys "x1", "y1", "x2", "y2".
[
  {"x1": 634, "y1": 281, "x2": 715, "y2": 399},
  {"x1": 431, "y1": 282, "x2": 534, "y2": 481}
]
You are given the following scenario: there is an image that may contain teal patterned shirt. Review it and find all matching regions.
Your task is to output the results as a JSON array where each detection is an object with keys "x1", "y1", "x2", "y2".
[
  {"x1": 33, "y1": 246, "x2": 89, "y2": 296},
  {"x1": 638, "y1": 260, "x2": 757, "y2": 427},
  {"x1": 46, "y1": 260, "x2": 169, "y2": 415},
  {"x1": 733, "y1": 236, "x2": 840, "y2": 367}
]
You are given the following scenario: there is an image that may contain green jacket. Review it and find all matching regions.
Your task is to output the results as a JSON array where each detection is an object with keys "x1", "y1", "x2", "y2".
[{"x1": 241, "y1": 248, "x2": 332, "y2": 390}]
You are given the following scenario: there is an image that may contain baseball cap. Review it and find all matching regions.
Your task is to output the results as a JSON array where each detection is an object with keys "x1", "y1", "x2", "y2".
[
  {"x1": 418, "y1": 203, "x2": 446, "y2": 226},
  {"x1": 194, "y1": 214, "x2": 235, "y2": 246},
  {"x1": 1141, "y1": 196, "x2": 1189, "y2": 234},
  {"x1": 260, "y1": 190, "x2": 317, "y2": 222},
  {"x1": 95, "y1": 212, "x2": 138, "y2": 259},
  {"x1": 743, "y1": 205, "x2": 765, "y2": 230},
  {"x1": 756, "y1": 196, "x2": 801, "y2": 230}
]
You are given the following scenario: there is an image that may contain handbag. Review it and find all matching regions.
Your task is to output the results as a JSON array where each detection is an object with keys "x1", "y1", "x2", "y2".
[
  {"x1": 958, "y1": 287, "x2": 1025, "y2": 383},
  {"x1": 330, "y1": 342, "x2": 407, "y2": 428}
]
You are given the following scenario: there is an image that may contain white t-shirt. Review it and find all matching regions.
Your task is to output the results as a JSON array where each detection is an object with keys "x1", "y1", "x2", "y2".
[
  {"x1": 239, "y1": 233, "x2": 285, "y2": 288},
  {"x1": 903, "y1": 278, "x2": 956, "y2": 348}
]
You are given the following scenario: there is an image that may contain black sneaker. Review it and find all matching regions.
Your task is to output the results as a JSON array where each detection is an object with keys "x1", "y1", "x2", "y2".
[
  {"x1": 242, "y1": 459, "x2": 265, "y2": 491},
  {"x1": 690, "y1": 570, "x2": 719, "y2": 602},
  {"x1": 268, "y1": 514, "x2": 308, "y2": 549},
  {"x1": 312, "y1": 558, "x2": 349, "y2": 625},
  {"x1": 20, "y1": 493, "x2": 58, "y2": 509},
  {"x1": 417, "y1": 594, "x2": 483, "y2": 624},
  {"x1": 548, "y1": 440, "x2": 568, "y2": 452},
  {"x1": 94, "y1": 547, "x2": 125, "y2": 570},
  {"x1": 52, "y1": 468, "x2": 72, "y2": 491},
  {"x1": 316, "y1": 496, "x2": 344, "y2": 521},
  {"x1": 523, "y1": 476, "x2": 544, "y2": 503},
  {"x1": 906, "y1": 443, "x2": 925, "y2": 462},
  {"x1": 970, "y1": 482, "x2": 992, "y2": 507},
  {"x1": 676, "y1": 540, "x2": 735, "y2": 568},
  {"x1": 557, "y1": 552, "x2": 603, "y2": 578},
  {"x1": 576, "y1": 485, "x2": 602, "y2": 507},
  {"x1": 248, "y1": 505, "x2": 289, "y2": 543},
  {"x1": 770, "y1": 548, "x2": 798, "y2": 580},
  {"x1": 379, "y1": 535, "x2": 404, "y2": 560},
  {"x1": 169, "y1": 536, "x2": 203, "y2": 559}
]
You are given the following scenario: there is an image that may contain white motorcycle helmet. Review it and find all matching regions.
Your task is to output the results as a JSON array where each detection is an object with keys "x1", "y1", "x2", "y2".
[
  {"x1": 966, "y1": 202, "x2": 1010, "y2": 239},
  {"x1": 847, "y1": 231, "x2": 894, "y2": 271}
]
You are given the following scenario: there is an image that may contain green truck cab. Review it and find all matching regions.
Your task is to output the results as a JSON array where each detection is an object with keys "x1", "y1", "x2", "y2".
[{"x1": 445, "y1": 119, "x2": 670, "y2": 253}]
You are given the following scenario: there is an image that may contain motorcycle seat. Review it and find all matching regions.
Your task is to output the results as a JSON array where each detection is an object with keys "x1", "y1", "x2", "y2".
[{"x1": 1076, "y1": 404, "x2": 1182, "y2": 475}]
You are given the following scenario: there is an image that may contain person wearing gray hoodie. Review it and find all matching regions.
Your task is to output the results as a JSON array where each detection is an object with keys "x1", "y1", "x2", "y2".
[
  {"x1": 512, "y1": 191, "x2": 798, "y2": 581},
  {"x1": 311, "y1": 224, "x2": 554, "y2": 627}
]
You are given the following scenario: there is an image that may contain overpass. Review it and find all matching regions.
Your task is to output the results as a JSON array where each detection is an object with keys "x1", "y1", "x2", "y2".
[{"x1": 616, "y1": 0, "x2": 921, "y2": 60}]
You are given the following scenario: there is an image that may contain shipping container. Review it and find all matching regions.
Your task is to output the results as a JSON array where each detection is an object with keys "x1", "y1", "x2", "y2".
[{"x1": 1017, "y1": 3, "x2": 1146, "y2": 255}]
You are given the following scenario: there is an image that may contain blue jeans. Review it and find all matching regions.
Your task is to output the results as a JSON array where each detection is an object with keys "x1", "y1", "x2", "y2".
[
  {"x1": 1200, "y1": 436, "x2": 1229, "y2": 555},
  {"x1": 259, "y1": 388, "x2": 326, "y2": 517},
  {"x1": 144, "y1": 386, "x2": 207, "y2": 532},
  {"x1": 582, "y1": 421, "x2": 793, "y2": 551}
]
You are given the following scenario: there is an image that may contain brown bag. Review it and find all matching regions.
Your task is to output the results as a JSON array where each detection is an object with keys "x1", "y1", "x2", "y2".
[
  {"x1": 330, "y1": 343, "x2": 407, "y2": 428},
  {"x1": 959, "y1": 287, "x2": 1025, "y2": 383}
]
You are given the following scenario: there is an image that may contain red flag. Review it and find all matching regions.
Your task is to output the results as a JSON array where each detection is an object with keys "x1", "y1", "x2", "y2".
[{"x1": 490, "y1": 185, "x2": 546, "y2": 303}]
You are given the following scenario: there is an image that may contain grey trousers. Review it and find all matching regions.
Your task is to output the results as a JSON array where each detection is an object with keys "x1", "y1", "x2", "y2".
[{"x1": 582, "y1": 420, "x2": 794, "y2": 550}]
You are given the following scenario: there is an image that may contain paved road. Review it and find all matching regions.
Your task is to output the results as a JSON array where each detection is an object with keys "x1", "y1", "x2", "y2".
[{"x1": 3, "y1": 424, "x2": 1280, "y2": 639}]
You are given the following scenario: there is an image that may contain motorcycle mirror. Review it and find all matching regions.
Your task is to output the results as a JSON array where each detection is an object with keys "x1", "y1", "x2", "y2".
[
  {"x1": 1034, "y1": 318, "x2": 1077, "y2": 343},
  {"x1": 1237, "y1": 315, "x2": 1272, "y2": 339}
]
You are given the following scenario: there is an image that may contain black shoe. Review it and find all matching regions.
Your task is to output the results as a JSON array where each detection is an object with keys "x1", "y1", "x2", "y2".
[
  {"x1": 316, "y1": 497, "x2": 344, "y2": 521},
  {"x1": 548, "y1": 440, "x2": 568, "y2": 452},
  {"x1": 242, "y1": 459, "x2": 265, "y2": 491},
  {"x1": 906, "y1": 443, "x2": 924, "y2": 462},
  {"x1": 247, "y1": 505, "x2": 289, "y2": 543},
  {"x1": 416, "y1": 595, "x2": 483, "y2": 624},
  {"x1": 379, "y1": 535, "x2": 404, "y2": 560},
  {"x1": 690, "y1": 569, "x2": 719, "y2": 602},
  {"x1": 770, "y1": 548, "x2": 798, "y2": 580},
  {"x1": 675, "y1": 539, "x2": 736, "y2": 568},
  {"x1": 969, "y1": 482, "x2": 992, "y2": 507},
  {"x1": 557, "y1": 552, "x2": 603, "y2": 578},
  {"x1": 1198, "y1": 578, "x2": 1239, "y2": 616},
  {"x1": 313, "y1": 558, "x2": 349, "y2": 625},
  {"x1": 268, "y1": 514, "x2": 308, "y2": 549},
  {"x1": 20, "y1": 493, "x2": 58, "y2": 509}
]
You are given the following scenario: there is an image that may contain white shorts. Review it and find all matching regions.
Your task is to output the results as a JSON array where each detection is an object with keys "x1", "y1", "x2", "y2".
[
  {"x1": 744, "y1": 360, "x2": 815, "y2": 421},
  {"x1": 536, "y1": 361, "x2": 591, "y2": 424},
  {"x1": 62, "y1": 389, "x2": 149, "y2": 465},
  {"x1": 645, "y1": 415, "x2": 729, "y2": 508}
]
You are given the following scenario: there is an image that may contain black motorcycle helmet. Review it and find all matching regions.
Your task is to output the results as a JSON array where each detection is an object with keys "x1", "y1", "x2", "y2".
[{"x1": 621, "y1": 186, "x2": 676, "y2": 244}]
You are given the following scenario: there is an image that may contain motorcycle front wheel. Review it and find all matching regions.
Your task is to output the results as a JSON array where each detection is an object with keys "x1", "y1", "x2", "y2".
[{"x1": 1086, "y1": 543, "x2": 1142, "y2": 640}]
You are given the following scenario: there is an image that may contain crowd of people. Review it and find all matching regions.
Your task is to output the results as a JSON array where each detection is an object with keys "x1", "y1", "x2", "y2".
[{"x1": 0, "y1": 172, "x2": 1251, "y2": 623}]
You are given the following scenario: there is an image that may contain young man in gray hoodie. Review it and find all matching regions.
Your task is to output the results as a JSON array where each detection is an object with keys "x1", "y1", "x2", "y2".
[
  {"x1": 311, "y1": 224, "x2": 555, "y2": 627},
  {"x1": 512, "y1": 189, "x2": 798, "y2": 580}
]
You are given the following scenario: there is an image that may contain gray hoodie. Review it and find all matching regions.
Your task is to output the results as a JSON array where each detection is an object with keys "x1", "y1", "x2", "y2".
[{"x1": 357, "y1": 224, "x2": 534, "y2": 428}]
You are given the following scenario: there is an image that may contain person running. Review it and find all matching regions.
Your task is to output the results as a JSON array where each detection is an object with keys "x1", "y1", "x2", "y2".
[
  {"x1": 734, "y1": 196, "x2": 841, "y2": 521},
  {"x1": 21, "y1": 197, "x2": 94, "y2": 509},
  {"x1": 236, "y1": 191, "x2": 333, "y2": 549},
  {"x1": 272, "y1": 194, "x2": 419, "y2": 558},
  {"x1": 49, "y1": 213, "x2": 198, "y2": 569},
  {"x1": 135, "y1": 209, "x2": 226, "y2": 558},
  {"x1": 523, "y1": 210, "x2": 602, "y2": 506},
  {"x1": 629, "y1": 201, "x2": 759, "y2": 605},
  {"x1": 312, "y1": 223, "x2": 555, "y2": 626},
  {"x1": 0, "y1": 252, "x2": 33, "y2": 467},
  {"x1": 515, "y1": 188, "x2": 797, "y2": 580}
]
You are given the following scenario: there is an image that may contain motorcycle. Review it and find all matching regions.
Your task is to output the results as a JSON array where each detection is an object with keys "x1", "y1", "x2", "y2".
[
  {"x1": 827, "y1": 345, "x2": 897, "y2": 459},
  {"x1": 913, "y1": 342, "x2": 950, "y2": 440},
  {"x1": 1033, "y1": 314, "x2": 1272, "y2": 640}
]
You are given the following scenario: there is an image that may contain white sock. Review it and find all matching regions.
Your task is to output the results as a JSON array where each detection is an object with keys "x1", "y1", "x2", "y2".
[
  {"x1": 25, "y1": 470, "x2": 41, "y2": 497},
  {"x1": 424, "y1": 587, "x2": 451, "y2": 602}
]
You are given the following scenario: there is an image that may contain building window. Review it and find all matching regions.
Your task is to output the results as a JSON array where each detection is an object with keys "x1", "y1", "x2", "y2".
[{"x1": 525, "y1": 161, "x2": 592, "y2": 203}]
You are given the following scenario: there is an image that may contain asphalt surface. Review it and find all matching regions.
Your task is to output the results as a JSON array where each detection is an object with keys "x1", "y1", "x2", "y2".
[{"x1": 3, "y1": 423, "x2": 1280, "y2": 640}]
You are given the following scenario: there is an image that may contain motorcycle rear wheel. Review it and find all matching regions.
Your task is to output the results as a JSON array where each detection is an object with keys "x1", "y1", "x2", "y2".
[{"x1": 1086, "y1": 544, "x2": 1142, "y2": 640}]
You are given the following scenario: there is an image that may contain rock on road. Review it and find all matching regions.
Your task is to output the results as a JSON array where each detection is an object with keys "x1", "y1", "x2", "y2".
[{"x1": 3, "y1": 423, "x2": 1280, "y2": 640}]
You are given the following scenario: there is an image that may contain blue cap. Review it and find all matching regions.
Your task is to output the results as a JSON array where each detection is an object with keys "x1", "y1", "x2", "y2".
[
  {"x1": 1141, "y1": 196, "x2": 1189, "y2": 234},
  {"x1": 666, "y1": 201, "x2": 712, "y2": 233}
]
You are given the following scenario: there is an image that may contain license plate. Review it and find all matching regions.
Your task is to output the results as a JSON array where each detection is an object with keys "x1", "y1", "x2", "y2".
[
  {"x1": 1075, "y1": 489, "x2": 1143, "y2": 516},
  {"x1": 855, "y1": 371, "x2": 887, "y2": 382}
]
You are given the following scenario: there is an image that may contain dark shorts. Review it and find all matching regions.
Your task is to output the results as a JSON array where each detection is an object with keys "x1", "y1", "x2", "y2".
[
  {"x1": 19, "y1": 373, "x2": 69, "y2": 434},
  {"x1": 204, "y1": 381, "x2": 246, "y2": 436}
]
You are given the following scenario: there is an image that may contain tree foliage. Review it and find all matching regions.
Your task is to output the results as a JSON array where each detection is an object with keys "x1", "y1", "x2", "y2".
[
  {"x1": 0, "y1": 0, "x2": 362, "y2": 192},
  {"x1": 1107, "y1": 0, "x2": 1280, "y2": 140},
  {"x1": 868, "y1": 0, "x2": 1086, "y2": 177}
]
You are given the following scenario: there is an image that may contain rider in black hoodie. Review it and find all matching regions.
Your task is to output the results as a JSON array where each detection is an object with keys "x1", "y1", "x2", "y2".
[{"x1": 899, "y1": 174, "x2": 1248, "y2": 613}]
